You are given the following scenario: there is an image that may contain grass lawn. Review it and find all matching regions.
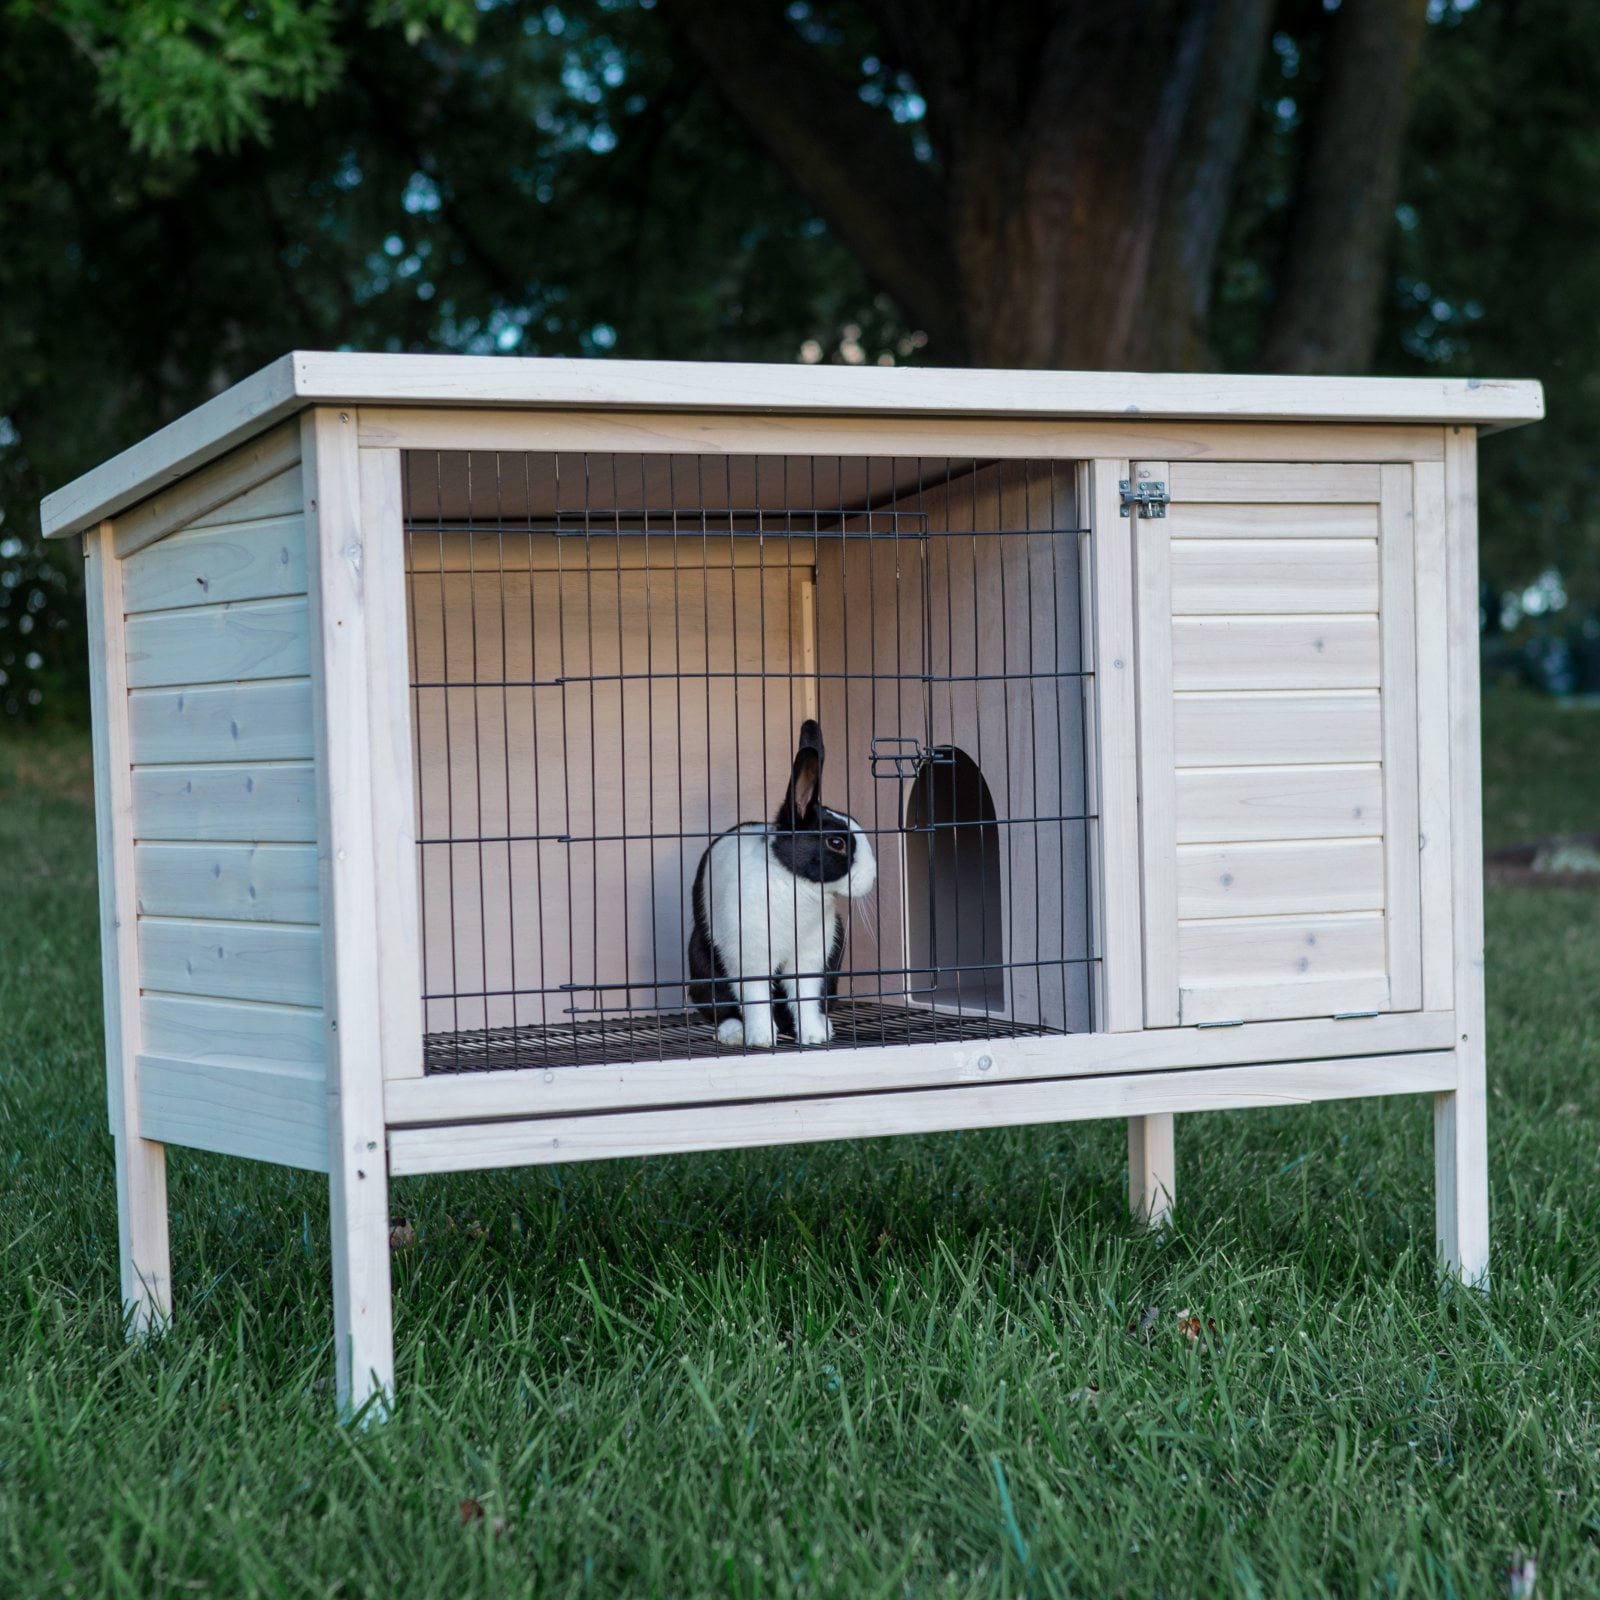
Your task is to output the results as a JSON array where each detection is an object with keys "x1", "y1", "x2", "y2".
[{"x1": 3, "y1": 685, "x2": 1598, "y2": 1598}]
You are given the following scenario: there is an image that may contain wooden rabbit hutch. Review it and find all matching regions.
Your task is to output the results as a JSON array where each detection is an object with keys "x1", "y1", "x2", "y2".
[{"x1": 44, "y1": 354, "x2": 1541, "y2": 1414}]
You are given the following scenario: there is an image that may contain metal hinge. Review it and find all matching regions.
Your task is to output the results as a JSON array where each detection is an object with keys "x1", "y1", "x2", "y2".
[{"x1": 1119, "y1": 479, "x2": 1169, "y2": 518}]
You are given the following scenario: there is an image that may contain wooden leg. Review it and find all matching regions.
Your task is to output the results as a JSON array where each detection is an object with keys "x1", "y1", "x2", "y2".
[
  {"x1": 329, "y1": 1136, "x2": 395, "y2": 1421},
  {"x1": 1128, "y1": 1113, "x2": 1175, "y2": 1227},
  {"x1": 1435, "y1": 1070, "x2": 1489, "y2": 1289},
  {"x1": 115, "y1": 1132, "x2": 172, "y2": 1336}
]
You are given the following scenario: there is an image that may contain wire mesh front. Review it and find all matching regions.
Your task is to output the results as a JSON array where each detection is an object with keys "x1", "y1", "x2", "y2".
[{"x1": 405, "y1": 450, "x2": 1097, "y2": 1074}]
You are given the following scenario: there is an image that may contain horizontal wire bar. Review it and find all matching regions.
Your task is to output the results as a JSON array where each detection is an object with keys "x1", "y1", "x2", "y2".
[
  {"x1": 404, "y1": 520, "x2": 1087, "y2": 540},
  {"x1": 424, "y1": 954, "x2": 1098, "y2": 1005},
  {"x1": 411, "y1": 667, "x2": 1093, "y2": 689},
  {"x1": 415, "y1": 812, "x2": 1097, "y2": 846}
]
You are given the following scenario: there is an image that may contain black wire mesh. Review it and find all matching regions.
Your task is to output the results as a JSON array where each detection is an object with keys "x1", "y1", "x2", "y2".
[{"x1": 403, "y1": 450, "x2": 1098, "y2": 1075}]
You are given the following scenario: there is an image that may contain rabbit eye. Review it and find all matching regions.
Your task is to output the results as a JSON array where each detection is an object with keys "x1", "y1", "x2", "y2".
[{"x1": 826, "y1": 834, "x2": 848, "y2": 853}]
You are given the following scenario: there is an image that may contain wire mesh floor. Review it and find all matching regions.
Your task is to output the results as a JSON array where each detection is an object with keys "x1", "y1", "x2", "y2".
[{"x1": 423, "y1": 1000, "x2": 1058, "y2": 1074}]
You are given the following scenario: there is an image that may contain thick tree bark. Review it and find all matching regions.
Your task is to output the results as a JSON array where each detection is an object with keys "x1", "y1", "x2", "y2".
[
  {"x1": 673, "y1": 0, "x2": 1422, "y2": 374},
  {"x1": 1259, "y1": 0, "x2": 1431, "y2": 374},
  {"x1": 872, "y1": 0, "x2": 1272, "y2": 369},
  {"x1": 670, "y1": 0, "x2": 1271, "y2": 370}
]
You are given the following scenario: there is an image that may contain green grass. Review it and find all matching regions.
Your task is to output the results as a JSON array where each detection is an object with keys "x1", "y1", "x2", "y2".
[{"x1": 3, "y1": 692, "x2": 1599, "y2": 1598}]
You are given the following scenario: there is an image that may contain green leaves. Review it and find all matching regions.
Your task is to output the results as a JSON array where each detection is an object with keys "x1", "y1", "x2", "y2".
[{"x1": 31, "y1": 0, "x2": 477, "y2": 155}]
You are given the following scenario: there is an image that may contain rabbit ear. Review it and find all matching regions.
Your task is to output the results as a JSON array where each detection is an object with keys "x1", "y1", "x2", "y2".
[{"x1": 778, "y1": 721, "x2": 825, "y2": 828}]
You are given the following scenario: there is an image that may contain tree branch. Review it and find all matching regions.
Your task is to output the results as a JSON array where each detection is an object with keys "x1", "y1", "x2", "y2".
[
  {"x1": 661, "y1": 0, "x2": 965, "y2": 357},
  {"x1": 1259, "y1": 0, "x2": 1431, "y2": 374}
]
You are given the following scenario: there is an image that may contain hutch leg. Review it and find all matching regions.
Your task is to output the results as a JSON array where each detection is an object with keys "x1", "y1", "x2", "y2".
[
  {"x1": 1127, "y1": 1114, "x2": 1175, "y2": 1227},
  {"x1": 1435, "y1": 1065, "x2": 1490, "y2": 1288},
  {"x1": 328, "y1": 1136, "x2": 395, "y2": 1418},
  {"x1": 114, "y1": 1134, "x2": 172, "y2": 1335}
]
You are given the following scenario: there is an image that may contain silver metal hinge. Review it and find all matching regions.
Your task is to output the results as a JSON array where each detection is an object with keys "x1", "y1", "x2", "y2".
[{"x1": 1119, "y1": 479, "x2": 1169, "y2": 518}]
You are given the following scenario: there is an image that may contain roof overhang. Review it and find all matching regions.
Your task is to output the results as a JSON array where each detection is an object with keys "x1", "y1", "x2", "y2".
[{"x1": 41, "y1": 350, "x2": 1545, "y2": 540}]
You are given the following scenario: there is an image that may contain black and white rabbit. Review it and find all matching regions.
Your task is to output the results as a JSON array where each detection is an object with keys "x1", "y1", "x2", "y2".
[{"x1": 687, "y1": 720, "x2": 877, "y2": 1048}]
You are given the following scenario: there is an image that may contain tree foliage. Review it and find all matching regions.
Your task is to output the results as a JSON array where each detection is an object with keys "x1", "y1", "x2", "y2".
[{"x1": 0, "y1": 0, "x2": 1594, "y2": 721}]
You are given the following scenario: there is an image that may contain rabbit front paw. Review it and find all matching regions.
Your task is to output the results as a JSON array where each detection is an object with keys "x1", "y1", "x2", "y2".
[{"x1": 797, "y1": 1012, "x2": 834, "y2": 1046}]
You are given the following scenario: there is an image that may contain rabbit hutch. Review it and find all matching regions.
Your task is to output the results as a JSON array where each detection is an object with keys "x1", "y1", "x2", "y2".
[{"x1": 45, "y1": 353, "x2": 1541, "y2": 1413}]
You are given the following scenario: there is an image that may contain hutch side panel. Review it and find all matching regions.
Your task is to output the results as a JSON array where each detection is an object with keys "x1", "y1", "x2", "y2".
[
  {"x1": 119, "y1": 448, "x2": 329, "y2": 1170},
  {"x1": 1133, "y1": 458, "x2": 1432, "y2": 1027}
]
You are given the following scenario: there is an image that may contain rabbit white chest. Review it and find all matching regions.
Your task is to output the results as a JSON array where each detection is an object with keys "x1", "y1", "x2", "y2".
[{"x1": 685, "y1": 720, "x2": 875, "y2": 1049}]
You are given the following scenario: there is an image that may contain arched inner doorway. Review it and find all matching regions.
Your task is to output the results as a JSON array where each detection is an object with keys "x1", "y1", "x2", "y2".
[{"x1": 904, "y1": 747, "x2": 1005, "y2": 1013}]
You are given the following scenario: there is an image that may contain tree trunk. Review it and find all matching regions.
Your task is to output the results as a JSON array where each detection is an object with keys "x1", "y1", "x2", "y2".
[
  {"x1": 923, "y1": 0, "x2": 1273, "y2": 369},
  {"x1": 672, "y1": 0, "x2": 1271, "y2": 371},
  {"x1": 1259, "y1": 0, "x2": 1431, "y2": 374}
]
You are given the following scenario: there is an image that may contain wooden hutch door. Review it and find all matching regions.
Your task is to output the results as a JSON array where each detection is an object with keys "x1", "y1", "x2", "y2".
[{"x1": 1131, "y1": 460, "x2": 1425, "y2": 1027}]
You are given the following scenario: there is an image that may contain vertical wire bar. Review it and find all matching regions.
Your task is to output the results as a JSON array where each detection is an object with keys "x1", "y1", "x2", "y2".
[
  {"x1": 669, "y1": 454, "x2": 690, "y2": 1055},
  {"x1": 1048, "y1": 459, "x2": 1073, "y2": 1030},
  {"x1": 836, "y1": 452, "x2": 853, "y2": 1028},
  {"x1": 1077, "y1": 467, "x2": 1097, "y2": 1032},
  {"x1": 521, "y1": 452, "x2": 551, "y2": 1068},
  {"x1": 963, "y1": 461, "x2": 983, "y2": 1024},
  {"x1": 611, "y1": 452, "x2": 633, "y2": 1044},
  {"x1": 753, "y1": 455, "x2": 780, "y2": 1035},
  {"x1": 994, "y1": 465, "x2": 1017, "y2": 1034},
  {"x1": 939, "y1": 459, "x2": 958, "y2": 1045},
  {"x1": 639, "y1": 451, "x2": 662, "y2": 1058},
  {"x1": 582, "y1": 451, "x2": 604, "y2": 1060},
  {"x1": 915, "y1": 456, "x2": 935, "y2": 1028},
  {"x1": 553, "y1": 452, "x2": 579, "y2": 1063},
  {"x1": 697, "y1": 456, "x2": 720, "y2": 1050},
  {"x1": 1022, "y1": 463, "x2": 1043, "y2": 1029},
  {"x1": 494, "y1": 453, "x2": 519, "y2": 1045},
  {"x1": 435, "y1": 453, "x2": 462, "y2": 1054},
  {"x1": 464, "y1": 453, "x2": 491, "y2": 1041},
  {"x1": 865, "y1": 454, "x2": 883, "y2": 1040}
]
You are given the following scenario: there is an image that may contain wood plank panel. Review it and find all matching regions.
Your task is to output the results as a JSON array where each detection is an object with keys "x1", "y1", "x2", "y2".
[
  {"x1": 386, "y1": 1053, "x2": 1457, "y2": 1177},
  {"x1": 127, "y1": 679, "x2": 314, "y2": 765},
  {"x1": 187, "y1": 466, "x2": 303, "y2": 530},
  {"x1": 138, "y1": 917, "x2": 323, "y2": 1006},
  {"x1": 1176, "y1": 838, "x2": 1384, "y2": 919},
  {"x1": 131, "y1": 762, "x2": 317, "y2": 842},
  {"x1": 1171, "y1": 616, "x2": 1380, "y2": 691},
  {"x1": 389, "y1": 1009, "x2": 1452, "y2": 1124},
  {"x1": 1175, "y1": 765, "x2": 1384, "y2": 843},
  {"x1": 124, "y1": 597, "x2": 310, "y2": 688},
  {"x1": 1412, "y1": 460, "x2": 1454, "y2": 1010},
  {"x1": 142, "y1": 993, "x2": 325, "y2": 1068},
  {"x1": 1179, "y1": 973, "x2": 1391, "y2": 1026},
  {"x1": 1173, "y1": 692, "x2": 1382, "y2": 768},
  {"x1": 135, "y1": 842, "x2": 320, "y2": 923},
  {"x1": 1170, "y1": 540, "x2": 1379, "y2": 615},
  {"x1": 138, "y1": 1056, "x2": 327, "y2": 1171},
  {"x1": 1166, "y1": 463, "x2": 1381, "y2": 503},
  {"x1": 111, "y1": 421, "x2": 300, "y2": 558},
  {"x1": 1380, "y1": 464, "x2": 1423, "y2": 1011},
  {"x1": 122, "y1": 515, "x2": 307, "y2": 613},
  {"x1": 1176, "y1": 911, "x2": 1387, "y2": 985},
  {"x1": 1167, "y1": 503, "x2": 1378, "y2": 540}
]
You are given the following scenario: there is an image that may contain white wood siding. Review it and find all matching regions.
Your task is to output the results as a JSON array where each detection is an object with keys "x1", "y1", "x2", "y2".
[
  {"x1": 120, "y1": 440, "x2": 327, "y2": 1171},
  {"x1": 1133, "y1": 459, "x2": 1430, "y2": 1026}
]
